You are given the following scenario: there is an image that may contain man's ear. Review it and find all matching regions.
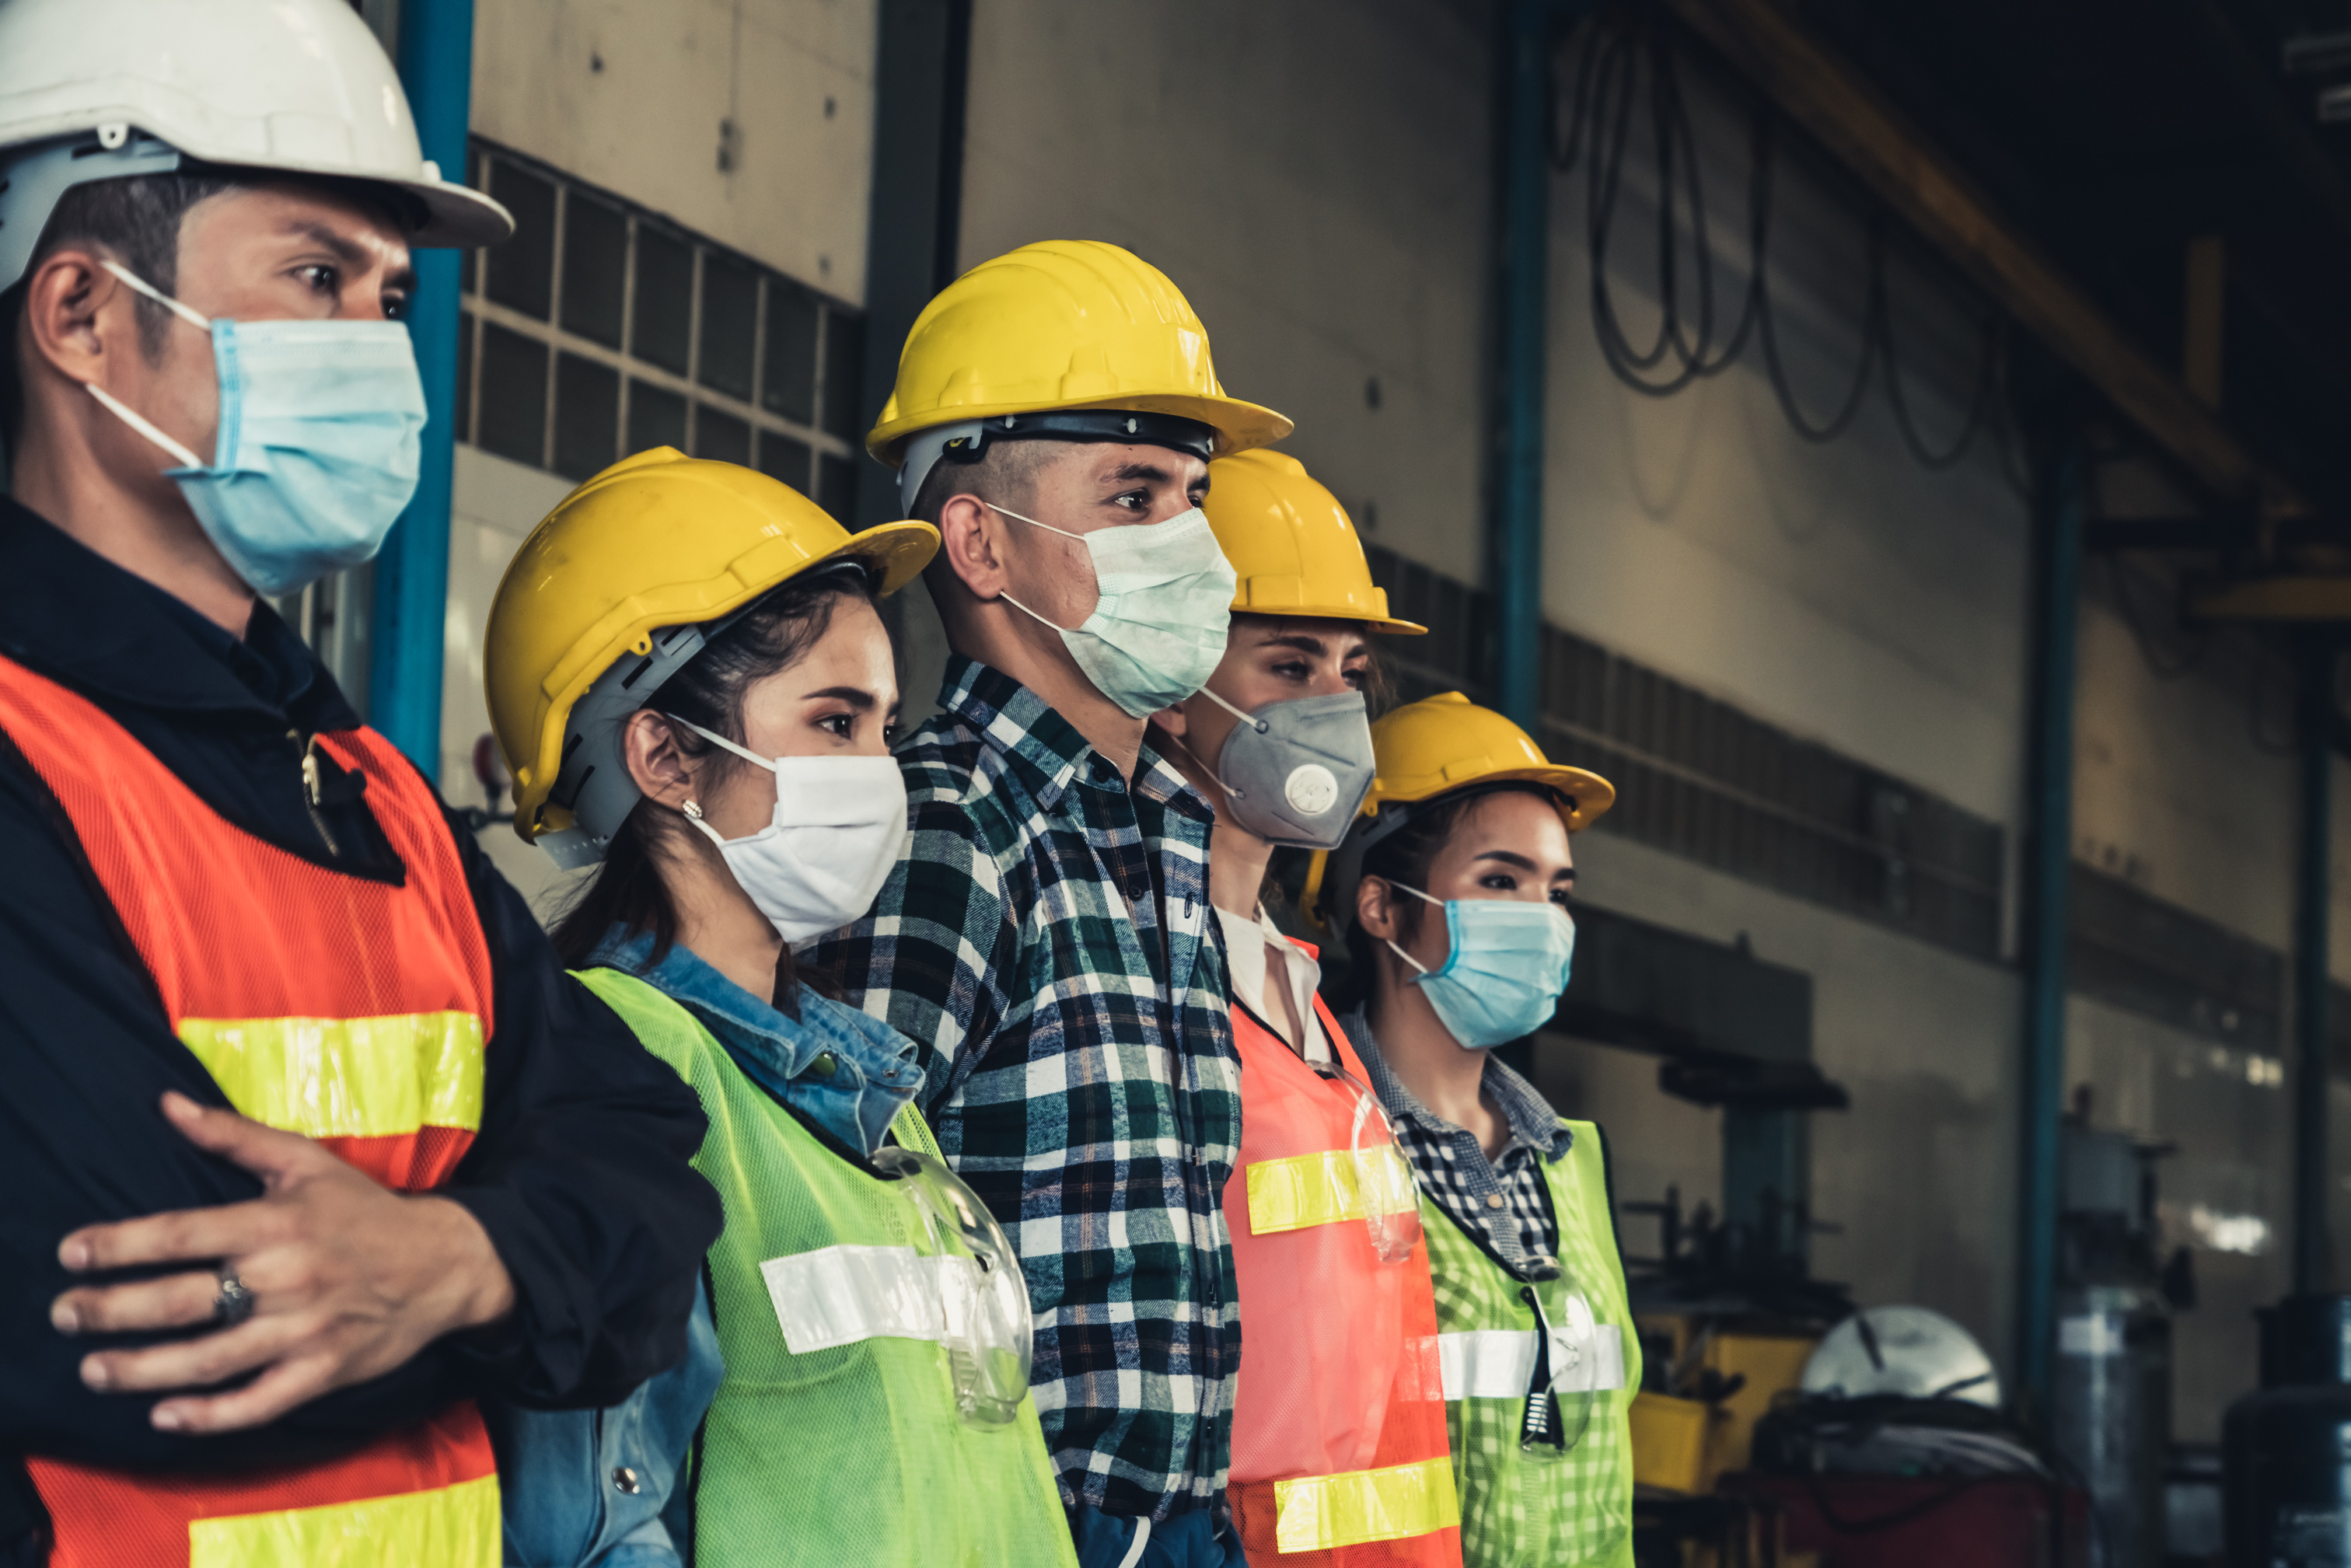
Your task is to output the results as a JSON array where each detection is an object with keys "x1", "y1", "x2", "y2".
[
  {"x1": 1147, "y1": 699, "x2": 1190, "y2": 741},
  {"x1": 1356, "y1": 874, "x2": 1397, "y2": 941},
  {"x1": 935, "y1": 491, "x2": 1010, "y2": 600},
  {"x1": 19, "y1": 248, "x2": 121, "y2": 389},
  {"x1": 620, "y1": 710, "x2": 698, "y2": 808}
]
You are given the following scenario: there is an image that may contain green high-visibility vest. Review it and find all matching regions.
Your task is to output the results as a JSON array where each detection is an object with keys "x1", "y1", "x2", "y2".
[
  {"x1": 1420, "y1": 1117, "x2": 1641, "y2": 1568},
  {"x1": 576, "y1": 967, "x2": 1078, "y2": 1568}
]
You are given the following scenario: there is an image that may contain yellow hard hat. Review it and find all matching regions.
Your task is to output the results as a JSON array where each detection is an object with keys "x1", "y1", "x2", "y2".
[
  {"x1": 485, "y1": 446, "x2": 938, "y2": 867},
  {"x1": 1301, "y1": 691, "x2": 1615, "y2": 931},
  {"x1": 1201, "y1": 449, "x2": 1426, "y2": 634},
  {"x1": 868, "y1": 239, "x2": 1293, "y2": 511}
]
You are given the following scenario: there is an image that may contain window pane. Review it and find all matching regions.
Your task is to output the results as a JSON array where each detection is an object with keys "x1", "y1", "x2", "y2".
[
  {"x1": 477, "y1": 323, "x2": 547, "y2": 466},
  {"x1": 632, "y1": 227, "x2": 693, "y2": 375},
  {"x1": 761, "y1": 278, "x2": 819, "y2": 424},
  {"x1": 456, "y1": 310, "x2": 474, "y2": 442},
  {"x1": 816, "y1": 453, "x2": 857, "y2": 522},
  {"x1": 561, "y1": 193, "x2": 627, "y2": 348},
  {"x1": 819, "y1": 311, "x2": 865, "y2": 438},
  {"x1": 627, "y1": 380, "x2": 688, "y2": 456},
  {"x1": 693, "y1": 406, "x2": 750, "y2": 466},
  {"x1": 698, "y1": 254, "x2": 757, "y2": 401},
  {"x1": 553, "y1": 354, "x2": 620, "y2": 480},
  {"x1": 484, "y1": 162, "x2": 555, "y2": 320},
  {"x1": 758, "y1": 431, "x2": 812, "y2": 490}
]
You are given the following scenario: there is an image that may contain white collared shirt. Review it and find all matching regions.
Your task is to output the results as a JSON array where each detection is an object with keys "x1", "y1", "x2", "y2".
[{"x1": 1214, "y1": 903, "x2": 1333, "y2": 1065}]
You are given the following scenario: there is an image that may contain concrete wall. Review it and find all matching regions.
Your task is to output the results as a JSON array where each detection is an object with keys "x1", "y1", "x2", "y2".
[{"x1": 471, "y1": 0, "x2": 877, "y2": 302}]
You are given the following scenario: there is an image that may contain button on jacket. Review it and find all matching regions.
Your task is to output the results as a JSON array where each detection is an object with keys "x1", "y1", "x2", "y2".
[
  {"x1": 809, "y1": 655, "x2": 1242, "y2": 1524},
  {"x1": 0, "y1": 503, "x2": 720, "y2": 1530}
]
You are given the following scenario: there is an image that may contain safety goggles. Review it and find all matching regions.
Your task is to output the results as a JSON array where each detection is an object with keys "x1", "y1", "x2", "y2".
[
  {"x1": 1336, "y1": 1063, "x2": 1425, "y2": 1263},
  {"x1": 871, "y1": 1144, "x2": 1034, "y2": 1427},
  {"x1": 1515, "y1": 1277, "x2": 1607, "y2": 1461}
]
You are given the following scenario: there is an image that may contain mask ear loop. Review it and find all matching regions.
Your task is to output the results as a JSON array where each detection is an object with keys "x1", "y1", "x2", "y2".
[
  {"x1": 664, "y1": 715, "x2": 779, "y2": 850},
  {"x1": 83, "y1": 260, "x2": 214, "y2": 468},
  {"x1": 983, "y1": 502, "x2": 1089, "y2": 634},
  {"x1": 1377, "y1": 881, "x2": 1448, "y2": 976}
]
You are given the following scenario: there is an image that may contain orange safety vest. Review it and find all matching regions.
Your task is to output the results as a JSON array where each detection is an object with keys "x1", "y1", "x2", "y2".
[
  {"x1": 0, "y1": 655, "x2": 501, "y2": 1568},
  {"x1": 1222, "y1": 938, "x2": 1462, "y2": 1567}
]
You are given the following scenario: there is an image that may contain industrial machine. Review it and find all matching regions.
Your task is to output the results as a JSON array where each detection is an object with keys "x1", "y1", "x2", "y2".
[
  {"x1": 2224, "y1": 1294, "x2": 2351, "y2": 1566},
  {"x1": 2052, "y1": 1107, "x2": 2185, "y2": 1568}
]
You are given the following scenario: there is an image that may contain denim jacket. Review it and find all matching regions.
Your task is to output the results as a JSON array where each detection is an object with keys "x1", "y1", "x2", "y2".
[{"x1": 491, "y1": 926, "x2": 926, "y2": 1566}]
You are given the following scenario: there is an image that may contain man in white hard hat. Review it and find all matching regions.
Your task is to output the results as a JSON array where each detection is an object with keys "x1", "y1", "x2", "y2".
[{"x1": 0, "y1": 2, "x2": 718, "y2": 1562}]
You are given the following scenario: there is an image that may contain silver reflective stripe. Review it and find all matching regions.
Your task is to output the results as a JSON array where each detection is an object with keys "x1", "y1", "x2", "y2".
[
  {"x1": 1437, "y1": 1325, "x2": 1626, "y2": 1399},
  {"x1": 758, "y1": 1243, "x2": 988, "y2": 1353}
]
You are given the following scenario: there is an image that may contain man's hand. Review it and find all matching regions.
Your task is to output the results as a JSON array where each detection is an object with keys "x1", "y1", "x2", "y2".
[{"x1": 49, "y1": 1091, "x2": 516, "y2": 1434}]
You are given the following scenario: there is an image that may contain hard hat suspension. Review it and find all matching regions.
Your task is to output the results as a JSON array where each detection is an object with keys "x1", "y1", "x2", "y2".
[
  {"x1": 898, "y1": 408, "x2": 1218, "y2": 515},
  {"x1": 0, "y1": 132, "x2": 183, "y2": 296}
]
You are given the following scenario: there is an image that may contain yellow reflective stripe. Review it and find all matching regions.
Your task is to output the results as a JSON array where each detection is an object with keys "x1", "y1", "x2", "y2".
[
  {"x1": 176, "y1": 1012, "x2": 486, "y2": 1139},
  {"x1": 1245, "y1": 1144, "x2": 1415, "y2": 1235},
  {"x1": 187, "y1": 1472, "x2": 498, "y2": 1568},
  {"x1": 1272, "y1": 1456, "x2": 1461, "y2": 1552}
]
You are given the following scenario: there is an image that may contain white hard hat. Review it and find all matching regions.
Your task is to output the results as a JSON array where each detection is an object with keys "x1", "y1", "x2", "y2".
[{"x1": 0, "y1": 0, "x2": 512, "y2": 294}]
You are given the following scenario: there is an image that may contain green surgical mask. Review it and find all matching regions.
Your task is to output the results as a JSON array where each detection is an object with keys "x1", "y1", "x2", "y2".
[{"x1": 993, "y1": 502, "x2": 1237, "y2": 719}]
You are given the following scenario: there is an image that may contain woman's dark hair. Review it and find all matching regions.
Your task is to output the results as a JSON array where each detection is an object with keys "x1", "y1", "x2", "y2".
[
  {"x1": 1326, "y1": 781, "x2": 1564, "y2": 1014},
  {"x1": 550, "y1": 566, "x2": 882, "y2": 1009}
]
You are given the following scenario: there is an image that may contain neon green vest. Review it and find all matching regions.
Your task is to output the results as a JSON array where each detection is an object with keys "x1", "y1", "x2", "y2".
[
  {"x1": 576, "y1": 968, "x2": 1078, "y2": 1568},
  {"x1": 1420, "y1": 1118, "x2": 1640, "y2": 1568}
]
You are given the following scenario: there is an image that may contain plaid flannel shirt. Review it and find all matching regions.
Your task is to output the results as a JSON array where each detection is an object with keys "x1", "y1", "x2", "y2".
[{"x1": 809, "y1": 656, "x2": 1242, "y2": 1522}]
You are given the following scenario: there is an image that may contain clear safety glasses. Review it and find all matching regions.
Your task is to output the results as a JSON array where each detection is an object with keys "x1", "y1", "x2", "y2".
[
  {"x1": 1336, "y1": 1063, "x2": 1425, "y2": 1263},
  {"x1": 1517, "y1": 1280, "x2": 1603, "y2": 1461},
  {"x1": 872, "y1": 1144, "x2": 1035, "y2": 1427}
]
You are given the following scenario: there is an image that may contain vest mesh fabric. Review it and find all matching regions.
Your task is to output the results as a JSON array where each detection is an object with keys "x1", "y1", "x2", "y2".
[
  {"x1": 576, "y1": 967, "x2": 1078, "y2": 1568},
  {"x1": 1224, "y1": 984, "x2": 1461, "y2": 1566},
  {"x1": 0, "y1": 655, "x2": 498, "y2": 1568},
  {"x1": 1421, "y1": 1119, "x2": 1639, "y2": 1568}
]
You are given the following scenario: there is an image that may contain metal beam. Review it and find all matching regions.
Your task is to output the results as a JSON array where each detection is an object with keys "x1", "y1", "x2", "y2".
[
  {"x1": 1655, "y1": 0, "x2": 2299, "y2": 515},
  {"x1": 2297, "y1": 633, "x2": 2336, "y2": 1293},
  {"x1": 372, "y1": 0, "x2": 476, "y2": 778},
  {"x1": 854, "y1": 0, "x2": 973, "y2": 533},
  {"x1": 2017, "y1": 443, "x2": 2085, "y2": 1420},
  {"x1": 1491, "y1": 0, "x2": 1584, "y2": 732},
  {"x1": 2189, "y1": 574, "x2": 2351, "y2": 621}
]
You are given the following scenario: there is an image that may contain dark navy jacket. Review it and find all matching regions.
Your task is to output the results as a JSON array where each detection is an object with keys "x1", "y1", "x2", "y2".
[{"x1": 0, "y1": 500, "x2": 721, "y2": 1552}]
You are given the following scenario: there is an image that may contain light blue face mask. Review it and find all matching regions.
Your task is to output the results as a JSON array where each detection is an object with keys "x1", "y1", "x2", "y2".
[
  {"x1": 1385, "y1": 884, "x2": 1577, "y2": 1050},
  {"x1": 990, "y1": 501, "x2": 1237, "y2": 719},
  {"x1": 86, "y1": 260, "x2": 425, "y2": 598}
]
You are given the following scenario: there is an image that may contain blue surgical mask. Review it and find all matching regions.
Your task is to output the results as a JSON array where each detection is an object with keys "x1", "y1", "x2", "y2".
[
  {"x1": 85, "y1": 261, "x2": 424, "y2": 598},
  {"x1": 990, "y1": 501, "x2": 1237, "y2": 719},
  {"x1": 1385, "y1": 885, "x2": 1576, "y2": 1049}
]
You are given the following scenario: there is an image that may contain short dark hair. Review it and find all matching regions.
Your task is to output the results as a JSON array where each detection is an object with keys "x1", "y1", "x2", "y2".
[
  {"x1": 2, "y1": 169, "x2": 243, "y2": 458},
  {"x1": 908, "y1": 435, "x2": 1065, "y2": 528},
  {"x1": 548, "y1": 567, "x2": 883, "y2": 1011}
]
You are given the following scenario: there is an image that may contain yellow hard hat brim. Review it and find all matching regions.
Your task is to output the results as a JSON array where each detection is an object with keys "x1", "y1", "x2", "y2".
[
  {"x1": 1371, "y1": 763, "x2": 1618, "y2": 833},
  {"x1": 1230, "y1": 599, "x2": 1428, "y2": 636},
  {"x1": 868, "y1": 389, "x2": 1294, "y2": 468}
]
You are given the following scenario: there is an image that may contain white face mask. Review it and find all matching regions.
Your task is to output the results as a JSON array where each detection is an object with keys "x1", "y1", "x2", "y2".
[
  {"x1": 667, "y1": 717, "x2": 909, "y2": 947},
  {"x1": 990, "y1": 502, "x2": 1237, "y2": 719}
]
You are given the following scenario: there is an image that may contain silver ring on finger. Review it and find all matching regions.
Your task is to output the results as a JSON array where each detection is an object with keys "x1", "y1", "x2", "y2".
[{"x1": 212, "y1": 1268, "x2": 255, "y2": 1327}]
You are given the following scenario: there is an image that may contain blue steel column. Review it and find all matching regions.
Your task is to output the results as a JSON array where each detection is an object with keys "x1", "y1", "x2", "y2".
[
  {"x1": 371, "y1": 0, "x2": 477, "y2": 780},
  {"x1": 2296, "y1": 632, "x2": 2335, "y2": 1294},
  {"x1": 1493, "y1": 0, "x2": 1579, "y2": 729},
  {"x1": 2017, "y1": 443, "x2": 2084, "y2": 1418}
]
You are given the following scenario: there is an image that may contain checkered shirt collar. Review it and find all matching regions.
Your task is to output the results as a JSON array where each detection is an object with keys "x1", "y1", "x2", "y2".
[
  {"x1": 1342, "y1": 1007, "x2": 1572, "y2": 1162},
  {"x1": 937, "y1": 654, "x2": 1210, "y2": 825}
]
